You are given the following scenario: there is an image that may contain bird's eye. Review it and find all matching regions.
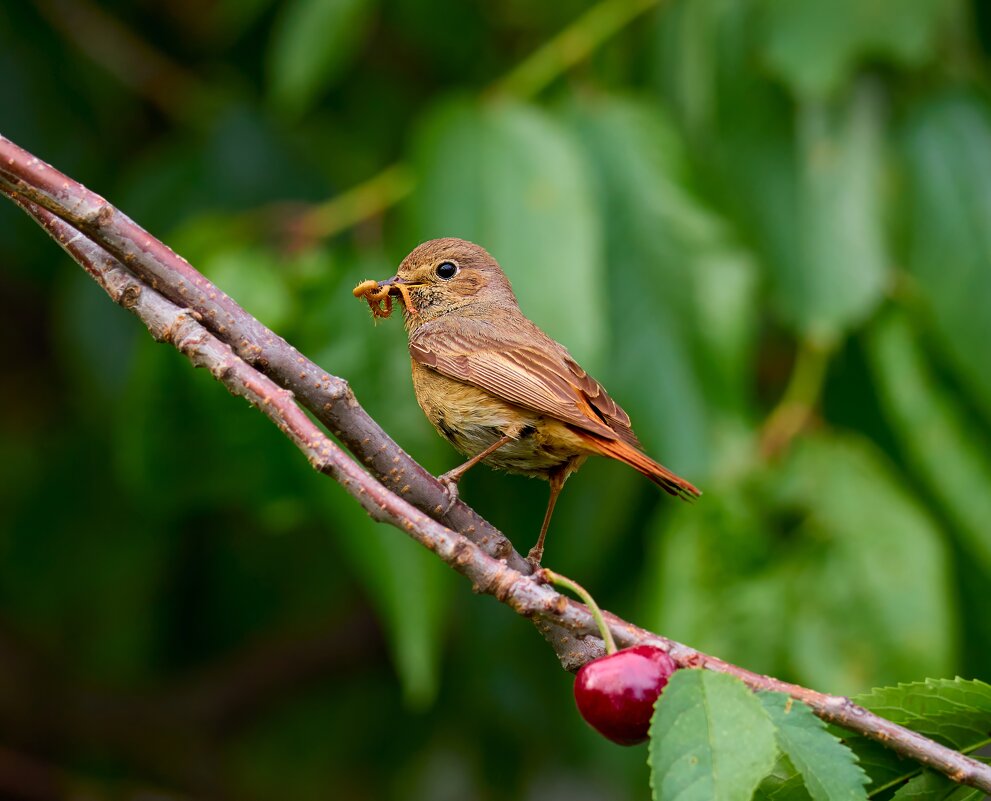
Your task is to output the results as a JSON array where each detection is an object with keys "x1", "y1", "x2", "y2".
[{"x1": 435, "y1": 261, "x2": 458, "y2": 280}]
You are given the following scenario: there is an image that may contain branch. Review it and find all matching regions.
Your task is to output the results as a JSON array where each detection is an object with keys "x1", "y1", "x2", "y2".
[
  {"x1": 2, "y1": 138, "x2": 990, "y2": 796},
  {"x1": 0, "y1": 139, "x2": 517, "y2": 560},
  {"x1": 0, "y1": 132, "x2": 596, "y2": 667}
]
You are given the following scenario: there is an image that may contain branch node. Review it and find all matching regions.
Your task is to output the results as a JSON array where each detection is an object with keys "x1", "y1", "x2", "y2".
[
  {"x1": 548, "y1": 594, "x2": 568, "y2": 616},
  {"x1": 683, "y1": 652, "x2": 705, "y2": 669},
  {"x1": 469, "y1": 559, "x2": 523, "y2": 609},
  {"x1": 492, "y1": 538, "x2": 514, "y2": 560},
  {"x1": 120, "y1": 282, "x2": 142, "y2": 309},
  {"x1": 94, "y1": 203, "x2": 113, "y2": 226},
  {"x1": 165, "y1": 312, "x2": 209, "y2": 355},
  {"x1": 452, "y1": 538, "x2": 474, "y2": 567},
  {"x1": 209, "y1": 358, "x2": 235, "y2": 382}
]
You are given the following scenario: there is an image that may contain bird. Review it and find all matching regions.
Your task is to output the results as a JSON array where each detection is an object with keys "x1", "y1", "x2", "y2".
[{"x1": 357, "y1": 238, "x2": 700, "y2": 565}]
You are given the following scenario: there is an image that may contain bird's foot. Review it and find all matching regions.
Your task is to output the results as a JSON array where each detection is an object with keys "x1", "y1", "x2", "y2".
[{"x1": 436, "y1": 470, "x2": 461, "y2": 516}]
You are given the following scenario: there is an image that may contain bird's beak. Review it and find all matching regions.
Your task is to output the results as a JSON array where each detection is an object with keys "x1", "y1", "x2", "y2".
[
  {"x1": 376, "y1": 275, "x2": 421, "y2": 291},
  {"x1": 374, "y1": 275, "x2": 422, "y2": 314},
  {"x1": 376, "y1": 275, "x2": 423, "y2": 294}
]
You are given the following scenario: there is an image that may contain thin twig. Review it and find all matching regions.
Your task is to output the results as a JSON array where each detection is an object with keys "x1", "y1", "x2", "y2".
[
  {"x1": 3, "y1": 143, "x2": 991, "y2": 795},
  {"x1": 281, "y1": 0, "x2": 663, "y2": 242},
  {"x1": 491, "y1": 0, "x2": 662, "y2": 100},
  {"x1": 34, "y1": 0, "x2": 662, "y2": 244},
  {"x1": 288, "y1": 164, "x2": 415, "y2": 247},
  {"x1": 34, "y1": 0, "x2": 210, "y2": 122},
  {"x1": 759, "y1": 337, "x2": 833, "y2": 458}
]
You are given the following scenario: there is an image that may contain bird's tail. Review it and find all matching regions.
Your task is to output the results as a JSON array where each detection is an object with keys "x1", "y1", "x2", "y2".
[{"x1": 578, "y1": 432, "x2": 701, "y2": 501}]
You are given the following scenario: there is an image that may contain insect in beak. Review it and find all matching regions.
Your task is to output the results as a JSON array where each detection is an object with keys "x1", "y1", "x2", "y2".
[
  {"x1": 378, "y1": 276, "x2": 421, "y2": 316},
  {"x1": 353, "y1": 276, "x2": 420, "y2": 318}
]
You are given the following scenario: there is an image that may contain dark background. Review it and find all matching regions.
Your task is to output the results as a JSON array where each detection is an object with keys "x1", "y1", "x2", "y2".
[{"x1": 1, "y1": 0, "x2": 990, "y2": 799}]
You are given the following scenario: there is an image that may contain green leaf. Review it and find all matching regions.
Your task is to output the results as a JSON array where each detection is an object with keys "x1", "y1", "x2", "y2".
[
  {"x1": 568, "y1": 95, "x2": 758, "y2": 474},
  {"x1": 656, "y1": 1, "x2": 810, "y2": 345},
  {"x1": 759, "y1": 693, "x2": 869, "y2": 801},
  {"x1": 829, "y1": 679, "x2": 991, "y2": 795},
  {"x1": 867, "y1": 311, "x2": 991, "y2": 574},
  {"x1": 652, "y1": 0, "x2": 737, "y2": 140},
  {"x1": 781, "y1": 435, "x2": 956, "y2": 693},
  {"x1": 407, "y1": 99, "x2": 605, "y2": 368},
  {"x1": 761, "y1": 0, "x2": 949, "y2": 98},
  {"x1": 753, "y1": 756, "x2": 814, "y2": 801},
  {"x1": 267, "y1": 0, "x2": 374, "y2": 115},
  {"x1": 900, "y1": 92, "x2": 991, "y2": 424},
  {"x1": 757, "y1": 681, "x2": 991, "y2": 799},
  {"x1": 891, "y1": 768, "x2": 987, "y2": 801},
  {"x1": 657, "y1": 8, "x2": 890, "y2": 340},
  {"x1": 649, "y1": 670, "x2": 779, "y2": 801},
  {"x1": 777, "y1": 85, "x2": 888, "y2": 340},
  {"x1": 853, "y1": 679, "x2": 991, "y2": 754},
  {"x1": 644, "y1": 433, "x2": 956, "y2": 696}
]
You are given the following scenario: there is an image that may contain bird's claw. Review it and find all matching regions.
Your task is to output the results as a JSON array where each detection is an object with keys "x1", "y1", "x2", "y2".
[{"x1": 437, "y1": 471, "x2": 461, "y2": 516}]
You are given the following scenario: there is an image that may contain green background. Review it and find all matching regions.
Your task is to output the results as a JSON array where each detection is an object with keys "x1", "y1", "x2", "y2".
[{"x1": 0, "y1": 0, "x2": 989, "y2": 798}]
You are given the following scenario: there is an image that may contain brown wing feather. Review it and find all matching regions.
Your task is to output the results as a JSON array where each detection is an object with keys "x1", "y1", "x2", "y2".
[
  {"x1": 560, "y1": 354, "x2": 641, "y2": 448},
  {"x1": 409, "y1": 316, "x2": 640, "y2": 447}
]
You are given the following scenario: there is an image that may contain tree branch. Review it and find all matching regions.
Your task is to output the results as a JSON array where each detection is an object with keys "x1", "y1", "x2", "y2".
[
  {"x1": 2, "y1": 137, "x2": 990, "y2": 796},
  {"x1": 0, "y1": 138, "x2": 518, "y2": 561},
  {"x1": 0, "y1": 132, "x2": 597, "y2": 667}
]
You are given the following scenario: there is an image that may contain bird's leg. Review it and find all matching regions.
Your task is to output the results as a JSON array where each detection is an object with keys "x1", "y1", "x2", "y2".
[
  {"x1": 438, "y1": 434, "x2": 514, "y2": 513},
  {"x1": 527, "y1": 468, "x2": 569, "y2": 568}
]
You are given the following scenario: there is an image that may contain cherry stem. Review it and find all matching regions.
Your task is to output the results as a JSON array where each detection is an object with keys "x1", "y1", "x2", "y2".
[{"x1": 539, "y1": 569, "x2": 617, "y2": 655}]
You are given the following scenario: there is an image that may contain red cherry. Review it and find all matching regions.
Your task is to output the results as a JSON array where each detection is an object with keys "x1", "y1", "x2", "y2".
[{"x1": 573, "y1": 645, "x2": 677, "y2": 745}]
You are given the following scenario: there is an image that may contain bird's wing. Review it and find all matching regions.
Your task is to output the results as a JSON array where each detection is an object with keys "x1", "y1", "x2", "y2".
[{"x1": 409, "y1": 318, "x2": 641, "y2": 448}]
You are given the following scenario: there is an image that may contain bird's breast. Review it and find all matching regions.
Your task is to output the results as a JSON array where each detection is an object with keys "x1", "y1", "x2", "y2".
[{"x1": 410, "y1": 361, "x2": 588, "y2": 478}]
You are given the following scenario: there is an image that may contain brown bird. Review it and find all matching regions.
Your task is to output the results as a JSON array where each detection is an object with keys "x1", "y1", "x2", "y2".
[{"x1": 360, "y1": 238, "x2": 700, "y2": 565}]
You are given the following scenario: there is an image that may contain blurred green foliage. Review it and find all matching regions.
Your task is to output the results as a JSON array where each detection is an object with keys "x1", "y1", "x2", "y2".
[{"x1": 1, "y1": 0, "x2": 990, "y2": 798}]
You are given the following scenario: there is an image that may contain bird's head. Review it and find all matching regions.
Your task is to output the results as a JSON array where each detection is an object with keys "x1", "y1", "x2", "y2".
[{"x1": 374, "y1": 238, "x2": 518, "y2": 328}]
